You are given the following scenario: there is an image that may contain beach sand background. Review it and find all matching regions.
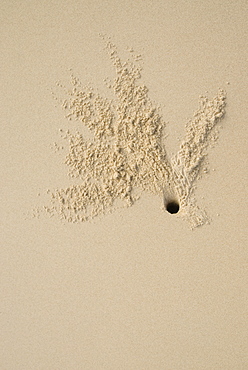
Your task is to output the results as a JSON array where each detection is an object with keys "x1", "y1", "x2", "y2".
[{"x1": 1, "y1": 0, "x2": 248, "y2": 369}]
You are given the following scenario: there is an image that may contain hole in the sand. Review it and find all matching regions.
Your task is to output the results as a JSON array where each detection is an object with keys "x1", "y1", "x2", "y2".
[{"x1": 166, "y1": 201, "x2": 180, "y2": 214}]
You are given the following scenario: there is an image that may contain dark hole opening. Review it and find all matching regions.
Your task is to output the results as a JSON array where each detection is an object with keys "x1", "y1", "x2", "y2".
[{"x1": 166, "y1": 201, "x2": 180, "y2": 214}]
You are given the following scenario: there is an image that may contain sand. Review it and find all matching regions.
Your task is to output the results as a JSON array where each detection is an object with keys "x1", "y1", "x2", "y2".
[
  {"x1": 1, "y1": 0, "x2": 248, "y2": 369},
  {"x1": 45, "y1": 38, "x2": 226, "y2": 230}
]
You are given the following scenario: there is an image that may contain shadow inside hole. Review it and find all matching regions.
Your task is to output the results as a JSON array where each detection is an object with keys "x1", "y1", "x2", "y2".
[{"x1": 166, "y1": 201, "x2": 180, "y2": 214}]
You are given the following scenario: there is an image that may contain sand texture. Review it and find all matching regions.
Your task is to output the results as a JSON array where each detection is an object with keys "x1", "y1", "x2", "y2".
[
  {"x1": 1, "y1": 1, "x2": 248, "y2": 369},
  {"x1": 46, "y1": 38, "x2": 226, "y2": 229}
]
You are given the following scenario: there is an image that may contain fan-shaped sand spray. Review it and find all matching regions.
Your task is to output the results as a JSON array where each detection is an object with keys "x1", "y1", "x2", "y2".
[{"x1": 44, "y1": 36, "x2": 226, "y2": 229}]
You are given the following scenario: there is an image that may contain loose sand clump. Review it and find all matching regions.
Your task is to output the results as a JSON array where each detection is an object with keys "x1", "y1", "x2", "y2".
[{"x1": 45, "y1": 38, "x2": 226, "y2": 228}]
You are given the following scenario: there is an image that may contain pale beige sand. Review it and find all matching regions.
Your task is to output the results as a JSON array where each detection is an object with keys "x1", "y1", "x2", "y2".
[{"x1": 1, "y1": 1, "x2": 248, "y2": 369}]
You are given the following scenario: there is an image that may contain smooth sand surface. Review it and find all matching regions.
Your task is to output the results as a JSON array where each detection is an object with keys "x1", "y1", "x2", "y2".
[{"x1": 1, "y1": 1, "x2": 248, "y2": 369}]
